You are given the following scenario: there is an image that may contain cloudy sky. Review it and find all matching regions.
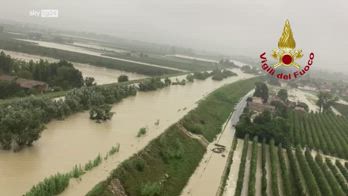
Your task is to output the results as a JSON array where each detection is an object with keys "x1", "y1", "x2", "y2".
[{"x1": 0, "y1": 0, "x2": 347, "y2": 72}]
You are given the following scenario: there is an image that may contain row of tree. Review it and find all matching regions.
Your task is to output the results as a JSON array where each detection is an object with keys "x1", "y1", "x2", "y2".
[
  {"x1": 270, "y1": 139, "x2": 280, "y2": 196},
  {"x1": 236, "y1": 138, "x2": 348, "y2": 196},
  {"x1": 247, "y1": 136, "x2": 258, "y2": 196},
  {"x1": 0, "y1": 52, "x2": 84, "y2": 91},
  {"x1": 288, "y1": 111, "x2": 348, "y2": 159},
  {"x1": 0, "y1": 84, "x2": 137, "y2": 151},
  {"x1": 234, "y1": 134, "x2": 249, "y2": 196},
  {"x1": 236, "y1": 110, "x2": 290, "y2": 146}
]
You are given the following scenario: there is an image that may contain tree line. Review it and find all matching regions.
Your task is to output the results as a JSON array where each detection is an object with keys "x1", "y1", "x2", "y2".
[
  {"x1": 0, "y1": 51, "x2": 84, "y2": 98},
  {"x1": 0, "y1": 84, "x2": 137, "y2": 151}
]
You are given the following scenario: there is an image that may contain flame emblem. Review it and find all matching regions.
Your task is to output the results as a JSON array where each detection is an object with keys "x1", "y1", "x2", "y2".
[{"x1": 272, "y1": 20, "x2": 303, "y2": 69}]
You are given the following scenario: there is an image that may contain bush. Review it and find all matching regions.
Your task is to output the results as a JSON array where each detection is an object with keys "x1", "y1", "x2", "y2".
[
  {"x1": 70, "y1": 165, "x2": 85, "y2": 178},
  {"x1": 118, "y1": 75, "x2": 129, "y2": 83},
  {"x1": 140, "y1": 182, "x2": 161, "y2": 196},
  {"x1": 85, "y1": 154, "x2": 102, "y2": 171},
  {"x1": 24, "y1": 173, "x2": 70, "y2": 196},
  {"x1": 89, "y1": 104, "x2": 114, "y2": 122},
  {"x1": 186, "y1": 74, "x2": 194, "y2": 82},
  {"x1": 108, "y1": 144, "x2": 120, "y2": 156},
  {"x1": 138, "y1": 77, "x2": 168, "y2": 91},
  {"x1": 137, "y1": 127, "x2": 147, "y2": 137},
  {"x1": 134, "y1": 158, "x2": 146, "y2": 172},
  {"x1": 183, "y1": 121, "x2": 203, "y2": 134},
  {"x1": 211, "y1": 69, "x2": 237, "y2": 81}
]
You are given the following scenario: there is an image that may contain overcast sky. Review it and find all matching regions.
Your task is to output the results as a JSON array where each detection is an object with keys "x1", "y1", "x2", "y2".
[{"x1": 0, "y1": 0, "x2": 347, "y2": 73}]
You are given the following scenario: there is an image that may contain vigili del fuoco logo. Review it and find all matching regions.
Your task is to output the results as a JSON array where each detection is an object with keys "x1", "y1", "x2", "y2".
[{"x1": 260, "y1": 19, "x2": 314, "y2": 80}]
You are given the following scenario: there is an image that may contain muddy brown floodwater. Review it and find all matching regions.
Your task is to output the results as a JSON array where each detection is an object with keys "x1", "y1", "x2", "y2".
[
  {"x1": 0, "y1": 69, "x2": 253, "y2": 196},
  {"x1": 0, "y1": 49, "x2": 147, "y2": 84}
]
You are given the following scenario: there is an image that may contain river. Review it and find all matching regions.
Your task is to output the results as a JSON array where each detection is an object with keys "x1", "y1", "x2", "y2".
[
  {"x1": 0, "y1": 49, "x2": 147, "y2": 84},
  {"x1": 0, "y1": 69, "x2": 253, "y2": 196}
]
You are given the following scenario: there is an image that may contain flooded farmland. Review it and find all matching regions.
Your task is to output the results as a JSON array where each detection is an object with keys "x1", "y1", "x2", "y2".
[
  {"x1": 0, "y1": 49, "x2": 147, "y2": 84},
  {"x1": 0, "y1": 69, "x2": 253, "y2": 196}
]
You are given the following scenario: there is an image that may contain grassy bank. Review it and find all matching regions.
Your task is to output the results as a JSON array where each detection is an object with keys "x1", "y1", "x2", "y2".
[{"x1": 86, "y1": 77, "x2": 259, "y2": 196}]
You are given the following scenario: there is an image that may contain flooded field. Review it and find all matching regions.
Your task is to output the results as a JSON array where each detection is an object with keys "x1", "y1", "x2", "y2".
[
  {"x1": 0, "y1": 49, "x2": 146, "y2": 84},
  {"x1": 73, "y1": 42, "x2": 127, "y2": 53},
  {"x1": 288, "y1": 89, "x2": 319, "y2": 112},
  {"x1": 16, "y1": 39, "x2": 186, "y2": 72},
  {"x1": 0, "y1": 69, "x2": 253, "y2": 196}
]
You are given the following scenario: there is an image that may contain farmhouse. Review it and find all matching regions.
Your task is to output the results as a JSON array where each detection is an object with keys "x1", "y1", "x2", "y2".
[{"x1": 0, "y1": 75, "x2": 48, "y2": 92}]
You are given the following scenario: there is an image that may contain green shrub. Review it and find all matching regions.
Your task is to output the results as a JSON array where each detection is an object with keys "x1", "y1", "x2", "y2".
[
  {"x1": 24, "y1": 173, "x2": 70, "y2": 196},
  {"x1": 108, "y1": 144, "x2": 120, "y2": 156},
  {"x1": 70, "y1": 165, "x2": 85, "y2": 178},
  {"x1": 183, "y1": 120, "x2": 203, "y2": 134},
  {"x1": 140, "y1": 182, "x2": 162, "y2": 196},
  {"x1": 137, "y1": 127, "x2": 147, "y2": 137},
  {"x1": 134, "y1": 158, "x2": 146, "y2": 172}
]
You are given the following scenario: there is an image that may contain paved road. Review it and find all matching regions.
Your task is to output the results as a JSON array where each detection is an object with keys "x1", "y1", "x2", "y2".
[{"x1": 228, "y1": 90, "x2": 254, "y2": 136}]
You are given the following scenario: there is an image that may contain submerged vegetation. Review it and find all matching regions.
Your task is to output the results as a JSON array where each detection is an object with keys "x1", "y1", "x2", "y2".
[
  {"x1": 137, "y1": 127, "x2": 147, "y2": 137},
  {"x1": 0, "y1": 84, "x2": 136, "y2": 151},
  {"x1": 24, "y1": 144, "x2": 120, "y2": 196},
  {"x1": 89, "y1": 104, "x2": 114, "y2": 122},
  {"x1": 138, "y1": 77, "x2": 170, "y2": 91}
]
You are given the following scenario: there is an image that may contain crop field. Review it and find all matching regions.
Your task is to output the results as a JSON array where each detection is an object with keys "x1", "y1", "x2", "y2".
[
  {"x1": 289, "y1": 111, "x2": 348, "y2": 159},
  {"x1": 229, "y1": 135, "x2": 348, "y2": 196}
]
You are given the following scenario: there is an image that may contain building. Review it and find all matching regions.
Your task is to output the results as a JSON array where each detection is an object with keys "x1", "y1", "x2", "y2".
[
  {"x1": 0, "y1": 75, "x2": 48, "y2": 92},
  {"x1": 247, "y1": 96, "x2": 275, "y2": 113},
  {"x1": 248, "y1": 102, "x2": 275, "y2": 113},
  {"x1": 251, "y1": 96, "x2": 264, "y2": 104}
]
